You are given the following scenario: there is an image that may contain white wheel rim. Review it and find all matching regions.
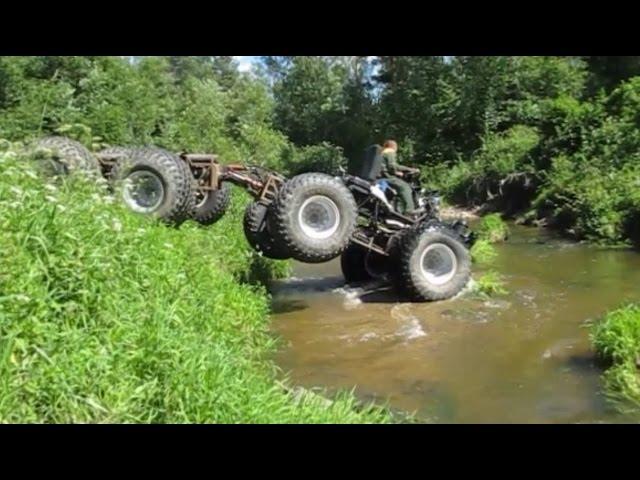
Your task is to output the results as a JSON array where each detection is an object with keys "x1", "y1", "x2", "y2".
[
  {"x1": 298, "y1": 195, "x2": 341, "y2": 240},
  {"x1": 122, "y1": 170, "x2": 165, "y2": 213},
  {"x1": 195, "y1": 190, "x2": 209, "y2": 209},
  {"x1": 419, "y1": 243, "x2": 457, "y2": 286}
]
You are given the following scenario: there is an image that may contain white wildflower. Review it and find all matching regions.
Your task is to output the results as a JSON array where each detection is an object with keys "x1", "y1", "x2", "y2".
[{"x1": 24, "y1": 169, "x2": 38, "y2": 179}]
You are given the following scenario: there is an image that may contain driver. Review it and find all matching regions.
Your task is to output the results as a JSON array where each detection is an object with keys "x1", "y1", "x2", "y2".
[{"x1": 380, "y1": 140, "x2": 421, "y2": 215}]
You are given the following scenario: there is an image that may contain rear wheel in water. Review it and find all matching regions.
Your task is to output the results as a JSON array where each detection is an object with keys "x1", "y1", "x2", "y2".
[
  {"x1": 340, "y1": 243, "x2": 390, "y2": 283},
  {"x1": 395, "y1": 226, "x2": 471, "y2": 301}
]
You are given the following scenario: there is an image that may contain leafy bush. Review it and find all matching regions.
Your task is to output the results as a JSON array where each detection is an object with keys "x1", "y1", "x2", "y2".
[
  {"x1": 472, "y1": 271, "x2": 508, "y2": 297},
  {"x1": 476, "y1": 213, "x2": 510, "y2": 243},
  {"x1": 470, "y1": 239, "x2": 498, "y2": 264},
  {"x1": 445, "y1": 125, "x2": 540, "y2": 206},
  {"x1": 591, "y1": 304, "x2": 640, "y2": 412}
]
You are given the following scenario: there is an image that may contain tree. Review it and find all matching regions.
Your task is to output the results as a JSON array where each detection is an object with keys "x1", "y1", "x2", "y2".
[
  {"x1": 165, "y1": 56, "x2": 239, "y2": 89},
  {"x1": 585, "y1": 56, "x2": 640, "y2": 94},
  {"x1": 263, "y1": 56, "x2": 378, "y2": 160}
]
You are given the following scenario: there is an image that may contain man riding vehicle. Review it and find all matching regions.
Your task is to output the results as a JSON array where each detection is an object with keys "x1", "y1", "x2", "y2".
[{"x1": 379, "y1": 140, "x2": 421, "y2": 216}]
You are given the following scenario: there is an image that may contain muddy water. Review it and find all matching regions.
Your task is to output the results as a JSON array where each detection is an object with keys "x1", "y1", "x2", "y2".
[{"x1": 269, "y1": 225, "x2": 640, "y2": 423}]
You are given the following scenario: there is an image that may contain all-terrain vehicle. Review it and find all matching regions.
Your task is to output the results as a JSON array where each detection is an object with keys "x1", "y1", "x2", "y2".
[{"x1": 32, "y1": 137, "x2": 475, "y2": 302}]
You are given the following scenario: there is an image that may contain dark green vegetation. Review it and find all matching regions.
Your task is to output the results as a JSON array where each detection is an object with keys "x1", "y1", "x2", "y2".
[
  {"x1": 591, "y1": 304, "x2": 640, "y2": 413},
  {"x1": 476, "y1": 214, "x2": 510, "y2": 244},
  {"x1": 0, "y1": 145, "x2": 389, "y2": 423}
]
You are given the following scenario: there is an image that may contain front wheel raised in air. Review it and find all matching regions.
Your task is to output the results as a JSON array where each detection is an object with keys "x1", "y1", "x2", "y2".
[
  {"x1": 111, "y1": 147, "x2": 195, "y2": 226},
  {"x1": 395, "y1": 226, "x2": 471, "y2": 302},
  {"x1": 191, "y1": 183, "x2": 231, "y2": 226},
  {"x1": 269, "y1": 173, "x2": 357, "y2": 263}
]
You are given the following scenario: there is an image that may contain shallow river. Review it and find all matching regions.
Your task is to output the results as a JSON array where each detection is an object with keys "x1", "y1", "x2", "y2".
[{"x1": 269, "y1": 224, "x2": 640, "y2": 423}]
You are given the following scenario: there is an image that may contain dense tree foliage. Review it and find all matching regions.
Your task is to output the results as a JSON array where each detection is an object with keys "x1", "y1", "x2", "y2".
[
  {"x1": 260, "y1": 55, "x2": 640, "y2": 245},
  {"x1": 1, "y1": 55, "x2": 639, "y2": 245}
]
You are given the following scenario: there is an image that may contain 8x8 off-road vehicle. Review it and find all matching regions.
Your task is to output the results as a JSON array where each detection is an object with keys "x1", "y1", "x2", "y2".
[{"x1": 32, "y1": 137, "x2": 475, "y2": 302}]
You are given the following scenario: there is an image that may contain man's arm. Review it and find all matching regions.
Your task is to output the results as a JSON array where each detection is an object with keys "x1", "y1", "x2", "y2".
[{"x1": 392, "y1": 153, "x2": 420, "y2": 175}]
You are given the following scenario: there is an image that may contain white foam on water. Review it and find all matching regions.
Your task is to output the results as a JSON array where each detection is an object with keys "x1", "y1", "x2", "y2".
[
  {"x1": 359, "y1": 332, "x2": 379, "y2": 342},
  {"x1": 451, "y1": 278, "x2": 476, "y2": 300},
  {"x1": 391, "y1": 304, "x2": 428, "y2": 340},
  {"x1": 483, "y1": 299, "x2": 511, "y2": 310},
  {"x1": 330, "y1": 285, "x2": 364, "y2": 310}
]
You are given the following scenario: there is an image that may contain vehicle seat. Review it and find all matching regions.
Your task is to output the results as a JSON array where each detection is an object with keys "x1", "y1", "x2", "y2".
[{"x1": 347, "y1": 144, "x2": 383, "y2": 182}]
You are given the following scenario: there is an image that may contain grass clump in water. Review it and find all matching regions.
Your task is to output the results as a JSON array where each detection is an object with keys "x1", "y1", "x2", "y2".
[
  {"x1": 470, "y1": 239, "x2": 498, "y2": 265},
  {"x1": 472, "y1": 271, "x2": 508, "y2": 298},
  {"x1": 591, "y1": 303, "x2": 640, "y2": 413},
  {"x1": 476, "y1": 213, "x2": 510, "y2": 243},
  {"x1": 0, "y1": 148, "x2": 389, "y2": 423}
]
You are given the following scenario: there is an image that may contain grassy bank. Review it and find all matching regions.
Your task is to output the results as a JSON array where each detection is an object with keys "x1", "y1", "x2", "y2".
[
  {"x1": 0, "y1": 146, "x2": 390, "y2": 423},
  {"x1": 591, "y1": 304, "x2": 640, "y2": 413}
]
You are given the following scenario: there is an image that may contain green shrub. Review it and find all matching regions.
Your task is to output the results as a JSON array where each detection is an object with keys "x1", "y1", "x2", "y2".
[
  {"x1": 476, "y1": 213, "x2": 510, "y2": 243},
  {"x1": 591, "y1": 304, "x2": 640, "y2": 412},
  {"x1": 472, "y1": 271, "x2": 508, "y2": 297},
  {"x1": 470, "y1": 239, "x2": 498, "y2": 264},
  {"x1": 446, "y1": 125, "x2": 540, "y2": 205},
  {"x1": 533, "y1": 155, "x2": 640, "y2": 243}
]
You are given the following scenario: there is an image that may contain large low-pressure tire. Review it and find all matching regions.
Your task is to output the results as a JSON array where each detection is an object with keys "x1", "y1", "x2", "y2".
[
  {"x1": 243, "y1": 202, "x2": 291, "y2": 260},
  {"x1": 269, "y1": 173, "x2": 358, "y2": 264},
  {"x1": 98, "y1": 146, "x2": 137, "y2": 160},
  {"x1": 97, "y1": 146, "x2": 137, "y2": 183},
  {"x1": 340, "y1": 243, "x2": 390, "y2": 283},
  {"x1": 192, "y1": 183, "x2": 231, "y2": 226},
  {"x1": 395, "y1": 224, "x2": 472, "y2": 302},
  {"x1": 111, "y1": 147, "x2": 195, "y2": 226},
  {"x1": 32, "y1": 136, "x2": 100, "y2": 175},
  {"x1": 341, "y1": 243, "x2": 372, "y2": 283}
]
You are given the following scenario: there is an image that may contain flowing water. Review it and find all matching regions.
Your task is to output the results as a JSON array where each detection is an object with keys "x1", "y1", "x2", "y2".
[{"x1": 269, "y1": 224, "x2": 640, "y2": 423}]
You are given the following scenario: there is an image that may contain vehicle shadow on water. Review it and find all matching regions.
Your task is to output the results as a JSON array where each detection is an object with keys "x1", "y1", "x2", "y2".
[
  {"x1": 270, "y1": 298, "x2": 309, "y2": 315},
  {"x1": 357, "y1": 284, "x2": 402, "y2": 304}
]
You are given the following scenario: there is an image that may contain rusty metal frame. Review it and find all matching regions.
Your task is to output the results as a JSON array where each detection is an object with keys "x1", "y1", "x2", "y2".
[
  {"x1": 350, "y1": 230, "x2": 389, "y2": 256},
  {"x1": 95, "y1": 148, "x2": 435, "y2": 259},
  {"x1": 181, "y1": 153, "x2": 286, "y2": 205}
]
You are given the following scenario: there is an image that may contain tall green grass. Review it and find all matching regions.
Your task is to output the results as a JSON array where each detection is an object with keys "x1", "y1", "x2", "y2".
[
  {"x1": 476, "y1": 213, "x2": 510, "y2": 244},
  {"x1": 591, "y1": 304, "x2": 640, "y2": 413},
  {"x1": 0, "y1": 147, "x2": 390, "y2": 423}
]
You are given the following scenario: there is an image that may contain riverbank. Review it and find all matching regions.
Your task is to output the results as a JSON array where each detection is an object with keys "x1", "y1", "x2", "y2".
[
  {"x1": 0, "y1": 147, "x2": 390, "y2": 423},
  {"x1": 591, "y1": 304, "x2": 640, "y2": 413}
]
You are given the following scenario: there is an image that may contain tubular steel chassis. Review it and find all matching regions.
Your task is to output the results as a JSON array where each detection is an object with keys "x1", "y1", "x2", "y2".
[{"x1": 96, "y1": 151, "x2": 435, "y2": 259}]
